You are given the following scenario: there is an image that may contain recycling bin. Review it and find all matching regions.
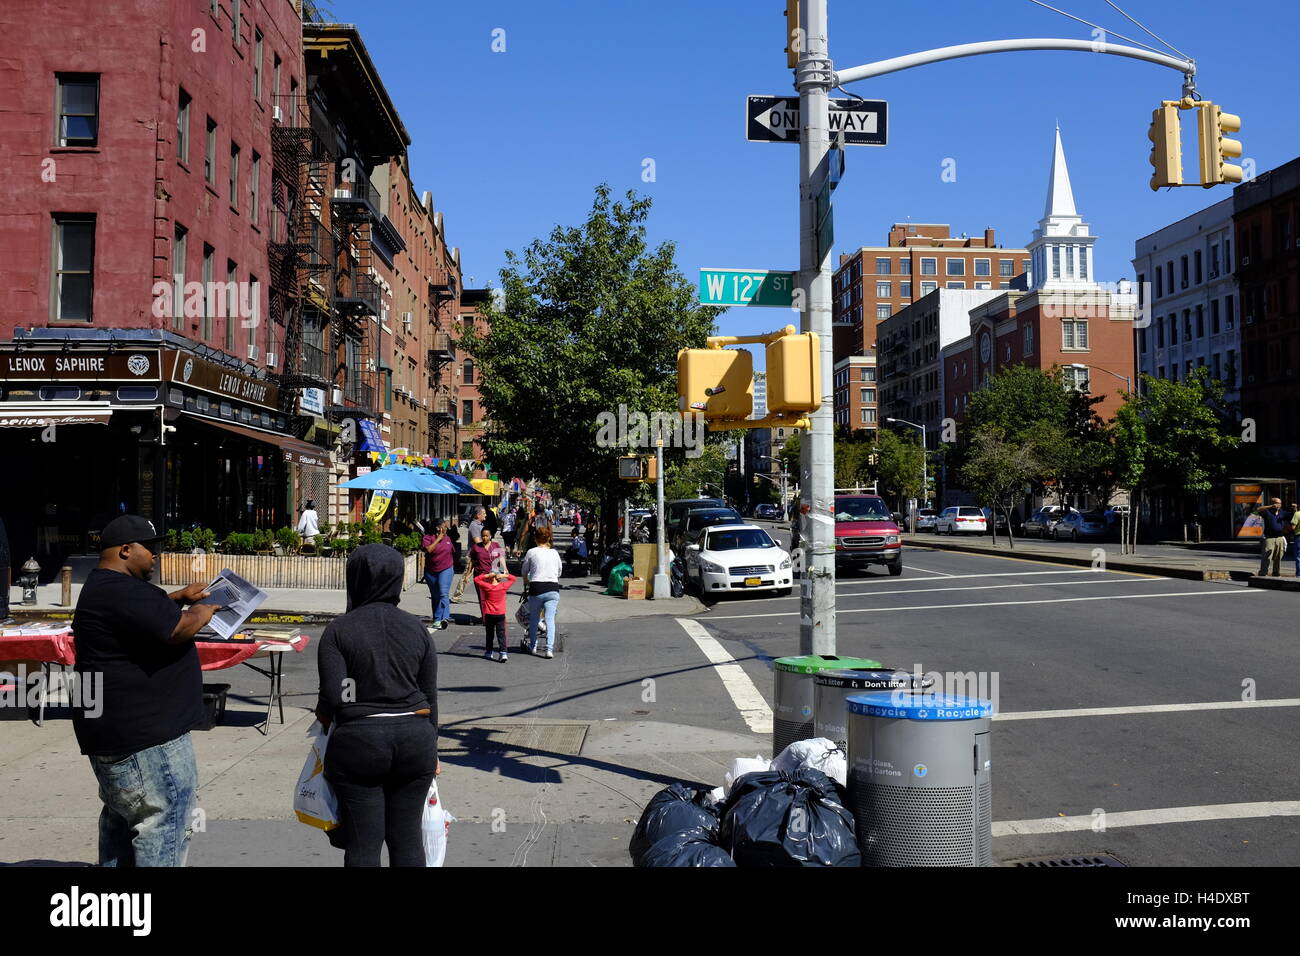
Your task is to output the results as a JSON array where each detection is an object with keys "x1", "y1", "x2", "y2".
[
  {"x1": 772, "y1": 655, "x2": 882, "y2": 757},
  {"x1": 813, "y1": 669, "x2": 935, "y2": 750},
  {"x1": 846, "y1": 691, "x2": 993, "y2": 867}
]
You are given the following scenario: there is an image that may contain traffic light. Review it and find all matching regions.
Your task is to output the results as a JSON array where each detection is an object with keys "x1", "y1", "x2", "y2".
[
  {"x1": 1147, "y1": 103, "x2": 1182, "y2": 190},
  {"x1": 677, "y1": 347, "x2": 754, "y2": 419},
  {"x1": 766, "y1": 332, "x2": 821, "y2": 414},
  {"x1": 785, "y1": 0, "x2": 801, "y2": 69},
  {"x1": 618, "y1": 456, "x2": 658, "y2": 482},
  {"x1": 1196, "y1": 102, "x2": 1243, "y2": 187}
]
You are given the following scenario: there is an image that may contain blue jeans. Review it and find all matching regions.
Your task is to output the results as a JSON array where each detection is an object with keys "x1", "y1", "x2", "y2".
[
  {"x1": 528, "y1": 590, "x2": 559, "y2": 651},
  {"x1": 425, "y1": 568, "x2": 454, "y2": 623},
  {"x1": 88, "y1": 732, "x2": 198, "y2": 867}
]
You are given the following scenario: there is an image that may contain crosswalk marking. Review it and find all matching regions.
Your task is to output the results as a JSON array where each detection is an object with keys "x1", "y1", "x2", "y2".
[
  {"x1": 994, "y1": 801, "x2": 1300, "y2": 836},
  {"x1": 675, "y1": 618, "x2": 773, "y2": 735}
]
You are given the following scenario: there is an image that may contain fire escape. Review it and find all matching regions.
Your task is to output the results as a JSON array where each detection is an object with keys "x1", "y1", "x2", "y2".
[
  {"x1": 426, "y1": 273, "x2": 457, "y2": 455},
  {"x1": 329, "y1": 165, "x2": 382, "y2": 420},
  {"x1": 270, "y1": 94, "x2": 334, "y2": 432}
]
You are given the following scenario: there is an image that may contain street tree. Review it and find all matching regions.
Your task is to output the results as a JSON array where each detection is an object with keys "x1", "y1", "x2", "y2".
[
  {"x1": 873, "y1": 428, "x2": 925, "y2": 508},
  {"x1": 959, "y1": 427, "x2": 1042, "y2": 548},
  {"x1": 460, "y1": 185, "x2": 721, "y2": 547}
]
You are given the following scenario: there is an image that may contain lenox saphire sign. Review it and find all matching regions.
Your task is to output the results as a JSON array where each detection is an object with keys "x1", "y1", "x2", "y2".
[
  {"x1": 0, "y1": 350, "x2": 160, "y2": 380},
  {"x1": 164, "y1": 349, "x2": 279, "y2": 411}
]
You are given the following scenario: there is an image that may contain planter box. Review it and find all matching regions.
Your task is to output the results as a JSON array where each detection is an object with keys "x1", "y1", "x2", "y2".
[{"x1": 160, "y1": 552, "x2": 421, "y2": 590}]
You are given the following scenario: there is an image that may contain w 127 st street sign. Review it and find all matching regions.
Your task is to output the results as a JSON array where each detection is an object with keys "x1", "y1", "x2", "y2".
[
  {"x1": 746, "y1": 95, "x2": 888, "y2": 145},
  {"x1": 699, "y1": 269, "x2": 795, "y2": 307}
]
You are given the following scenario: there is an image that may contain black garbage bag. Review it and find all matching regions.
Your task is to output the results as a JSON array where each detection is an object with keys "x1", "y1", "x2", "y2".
[
  {"x1": 669, "y1": 556, "x2": 686, "y2": 598},
  {"x1": 639, "y1": 826, "x2": 736, "y2": 867},
  {"x1": 629, "y1": 783, "x2": 720, "y2": 866},
  {"x1": 598, "y1": 544, "x2": 634, "y2": 586},
  {"x1": 718, "y1": 768, "x2": 860, "y2": 867}
]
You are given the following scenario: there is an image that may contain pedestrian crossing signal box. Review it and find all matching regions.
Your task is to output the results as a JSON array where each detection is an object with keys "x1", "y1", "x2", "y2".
[
  {"x1": 677, "y1": 347, "x2": 754, "y2": 420},
  {"x1": 619, "y1": 456, "x2": 658, "y2": 482},
  {"x1": 767, "y1": 332, "x2": 821, "y2": 414}
]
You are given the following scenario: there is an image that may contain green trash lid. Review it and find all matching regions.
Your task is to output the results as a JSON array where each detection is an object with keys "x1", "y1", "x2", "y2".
[{"x1": 773, "y1": 654, "x2": 884, "y2": 675}]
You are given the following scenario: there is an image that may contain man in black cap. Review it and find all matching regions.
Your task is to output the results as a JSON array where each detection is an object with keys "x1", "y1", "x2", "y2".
[{"x1": 73, "y1": 514, "x2": 221, "y2": 866}]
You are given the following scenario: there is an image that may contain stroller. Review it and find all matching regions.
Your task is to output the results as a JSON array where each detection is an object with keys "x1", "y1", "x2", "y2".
[{"x1": 514, "y1": 581, "x2": 549, "y2": 652}]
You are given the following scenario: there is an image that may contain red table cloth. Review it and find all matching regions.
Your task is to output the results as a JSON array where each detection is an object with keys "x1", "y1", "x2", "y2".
[{"x1": 0, "y1": 630, "x2": 310, "y2": 671}]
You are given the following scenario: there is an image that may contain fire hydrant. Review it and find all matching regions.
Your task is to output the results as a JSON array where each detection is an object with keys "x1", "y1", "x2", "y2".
[{"x1": 20, "y1": 557, "x2": 40, "y2": 606}]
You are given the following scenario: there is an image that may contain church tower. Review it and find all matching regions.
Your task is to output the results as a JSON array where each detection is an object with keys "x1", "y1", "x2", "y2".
[{"x1": 1026, "y1": 127, "x2": 1097, "y2": 290}]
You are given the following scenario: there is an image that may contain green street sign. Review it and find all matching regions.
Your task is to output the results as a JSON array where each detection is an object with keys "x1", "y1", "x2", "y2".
[{"x1": 698, "y1": 269, "x2": 796, "y2": 307}]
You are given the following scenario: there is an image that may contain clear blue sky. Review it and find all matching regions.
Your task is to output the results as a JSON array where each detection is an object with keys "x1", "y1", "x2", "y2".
[{"x1": 341, "y1": 0, "x2": 1297, "y2": 356}]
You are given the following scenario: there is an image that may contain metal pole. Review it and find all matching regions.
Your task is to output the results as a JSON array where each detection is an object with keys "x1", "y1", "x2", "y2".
[
  {"x1": 622, "y1": 497, "x2": 630, "y2": 544},
  {"x1": 653, "y1": 440, "x2": 670, "y2": 600},
  {"x1": 797, "y1": 0, "x2": 835, "y2": 656}
]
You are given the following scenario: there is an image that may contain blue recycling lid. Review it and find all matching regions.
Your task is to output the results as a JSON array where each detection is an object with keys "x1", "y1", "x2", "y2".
[{"x1": 846, "y1": 691, "x2": 993, "y2": 721}]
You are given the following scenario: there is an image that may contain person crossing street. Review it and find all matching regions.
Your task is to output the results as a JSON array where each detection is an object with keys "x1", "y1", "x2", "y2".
[{"x1": 1257, "y1": 498, "x2": 1289, "y2": 577}]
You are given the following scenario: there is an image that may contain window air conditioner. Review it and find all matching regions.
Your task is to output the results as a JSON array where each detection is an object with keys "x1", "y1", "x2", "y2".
[
  {"x1": 272, "y1": 105, "x2": 284, "y2": 123},
  {"x1": 247, "y1": 345, "x2": 259, "y2": 360},
  {"x1": 334, "y1": 188, "x2": 351, "y2": 199},
  {"x1": 266, "y1": 352, "x2": 277, "y2": 367},
  {"x1": 331, "y1": 387, "x2": 343, "y2": 404}
]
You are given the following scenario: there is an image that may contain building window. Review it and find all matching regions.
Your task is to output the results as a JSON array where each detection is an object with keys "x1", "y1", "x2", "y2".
[
  {"x1": 1156, "y1": 365, "x2": 1165, "y2": 380},
  {"x1": 920, "y1": 257, "x2": 937, "y2": 276},
  {"x1": 975, "y1": 282, "x2": 991, "y2": 290},
  {"x1": 1210, "y1": 244, "x2": 1220, "y2": 276},
  {"x1": 1196, "y1": 305, "x2": 1204, "y2": 338},
  {"x1": 1168, "y1": 314, "x2": 1177, "y2": 345},
  {"x1": 1183, "y1": 310, "x2": 1192, "y2": 340},
  {"x1": 171, "y1": 225, "x2": 187, "y2": 331},
  {"x1": 462, "y1": 360, "x2": 474, "y2": 384},
  {"x1": 999, "y1": 259, "x2": 1014, "y2": 277},
  {"x1": 1226, "y1": 349, "x2": 1236, "y2": 385},
  {"x1": 253, "y1": 29, "x2": 264, "y2": 99},
  {"x1": 1156, "y1": 317, "x2": 1164, "y2": 348},
  {"x1": 860, "y1": 388, "x2": 875, "y2": 403},
  {"x1": 861, "y1": 407, "x2": 877, "y2": 424},
  {"x1": 876, "y1": 281, "x2": 891, "y2": 298},
  {"x1": 1080, "y1": 247, "x2": 1088, "y2": 279},
  {"x1": 56, "y1": 74, "x2": 99, "y2": 147},
  {"x1": 999, "y1": 282, "x2": 1010, "y2": 289},
  {"x1": 462, "y1": 399, "x2": 474, "y2": 425},
  {"x1": 1051, "y1": 246, "x2": 1061, "y2": 279},
  {"x1": 1225, "y1": 295, "x2": 1234, "y2": 328},
  {"x1": 898, "y1": 259, "x2": 911, "y2": 275},
  {"x1": 920, "y1": 280, "x2": 937, "y2": 296},
  {"x1": 875, "y1": 257, "x2": 891, "y2": 275},
  {"x1": 51, "y1": 215, "x2": 95, "y2": 321},
  {"x1": 1023, "y1": 324, "x2": 1034, "y2": 355},
  {"x1": 900, "y1": 281, "x2": 912, "y2": 298},
  {"x1": 1064, "y1": 365, "x2": 1090, "y2": 391},
  {"x1": 202, "y1": 244, "x2": 214, "y2": 341},
  {"x1": 1194, "y1": 249, "x2": 1202, "y2": 284},
  {"x1": 1212, "y1": 353, "x2": 1222, "y2": 381},
  {"x1": 231, "y1": 0, "x2": 241, "y2": 45},
  {"x1": 1138, "y1": 328, "x2": 1147, "y2": 354},
  {"x1": 974, "y1": 258, "x2": 990, "y2": 277},
  {"x1": 229, "y1": 142, "x2": 240, "y2": 205},
  {"x1": 204, "y1": 117, "x2": 217, "y2": 185},
  {"x1": 946, "y1": 258, "x2": 965, "y2": 276},
  {"x1": 273, "y1": 54, "x2": 281, "y2": 99},
  {"x1": 176, "y1": 88, "x2": 191, "y2": 162},
  {"x1": 1180, "y1": 255, "x2": 1189, "y2": 288},
  {"x1": 946, "y1": 281, "x2": 964, "y2": 290},
  {"x1": 250, "y1": 151, "x2": 260, "y2": 223},
  {"x1": 250, "y1": 274, "x2": 261, "y2": 358},
  {"x1": 1062, "y1": 320, "x2": 1088, "y2": 350},
  {"x1": 862, "y1": 367, "x2": 875, "y2": 382},
  {"x1": 1211, "y1": 298, "x2": 1221, "y2": 334},
  {"x1": 1166, "y1": 262, "x2": 1173, "y2": 292}
]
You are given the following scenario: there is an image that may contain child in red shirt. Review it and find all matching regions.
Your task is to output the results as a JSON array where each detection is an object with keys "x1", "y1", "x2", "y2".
[{"x1": 474, "y1": 572, "x2": 516, "y2": 661}]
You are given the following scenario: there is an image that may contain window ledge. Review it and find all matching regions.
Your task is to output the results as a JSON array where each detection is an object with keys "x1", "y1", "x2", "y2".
[
  {"x1": 177, "y1": 160, "x2": 192, "y2": 174},
  {"x1": 205, "y1": 183, "x2": 220, "y2": 198},
  {"x1": 50, "y1": 146, "x2": 100, "y2": 154}
]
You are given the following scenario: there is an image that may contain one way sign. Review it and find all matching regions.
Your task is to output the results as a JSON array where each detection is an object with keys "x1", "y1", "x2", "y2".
[{"x1": 746, "y1": 95, "x2": 888, "y2": 146}]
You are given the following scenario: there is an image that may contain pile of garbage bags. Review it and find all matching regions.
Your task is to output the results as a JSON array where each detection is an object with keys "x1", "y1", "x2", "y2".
[{"x1": 630, "y1": 739, "x2": 859, "y2": 867}]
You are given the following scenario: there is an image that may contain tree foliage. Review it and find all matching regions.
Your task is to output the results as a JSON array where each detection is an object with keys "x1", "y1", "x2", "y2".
[
  {"x1": 959, "y1": 427, "x2": 1043, "y2": 547},
  {"x1": 873, "y1": 429, "x2": 925, "y2": 503},
  {"x1": 1123, "y1": 367, "x2": 1239, "y2": 501}
]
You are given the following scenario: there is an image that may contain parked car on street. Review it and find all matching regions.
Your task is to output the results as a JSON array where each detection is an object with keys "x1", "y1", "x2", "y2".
[
  {"x1": 666, "y1": 498, "x2": 726, "y2": 538},
  {"x1": 752, "y1": 503, "x2": 782, "y2": 521},
  {"x1": 914, "y1": 508, "x2": 939, "y2": 532},
  {"x1": 1053, "y1": 510, "x2": 1111, "y2": 541},
  {"x1": 1022, "y1": 506, "x2": 1069, "y2": 538},
  {"x1": 936, "y1": 506, "x2": 988, "y2": 535},
  {"x1": 683, "y1": 523, "x2": 793, "y2": 598},
  {"x1": 833, "y1": 494, "x2": 903, "y2": 575},
  {"x1": 676, "y1": 507, "x2": 744, "y2": 550}
]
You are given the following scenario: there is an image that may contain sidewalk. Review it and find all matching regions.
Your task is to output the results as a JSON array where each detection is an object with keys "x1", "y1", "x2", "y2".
[{"x1": 904, "y1": 532, "x2": 1274, "y2": 581}]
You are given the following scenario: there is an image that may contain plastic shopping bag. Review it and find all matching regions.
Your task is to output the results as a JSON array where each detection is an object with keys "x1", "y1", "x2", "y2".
[
  {"x1": 293, "y1": 721, "x2": 339, "y2": 831},
  {"x1": 772, "y1": 737, "x2": 848, "y2": 788},
  {"x1": 423, "y1": 779, "x2": 455, "y2": 867}
]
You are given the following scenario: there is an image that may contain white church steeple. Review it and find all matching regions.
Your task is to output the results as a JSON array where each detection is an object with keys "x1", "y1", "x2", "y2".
[{"x1": 1027, "y1": 126, "x2": 1096, "y2": 290}]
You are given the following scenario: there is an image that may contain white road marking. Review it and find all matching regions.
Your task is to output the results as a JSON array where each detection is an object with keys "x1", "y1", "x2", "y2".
[
  {"x1": 841, "y1": 569, "x2": 1113, "y2": 585},
  {"x1": 676, "y1": 618, "x2": 773, "y2": 735},
  {"x1": 903, "y1": 565, "x2": 954, "y2": 577},
  {"x1": 995, "y1": 698, "x2": 1300, "y2": 721},
  {"x1": 994, "y1": 801, "x2": 1300, "y2": 837},
  {"x1": 705, "y1": 588, "x2": 1261, "y2": 620}
]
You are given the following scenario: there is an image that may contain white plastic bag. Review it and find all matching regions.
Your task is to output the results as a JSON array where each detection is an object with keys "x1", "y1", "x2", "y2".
[
  {"x1": 772, "y1": 737, "x2": 848, "y2": 788},
  {"x1": 422, "y1": 779, "x2": 455, "y2": 867},
  {"x1": 293, "y1": 721, "x2": 339, "y2": 831},
  {"x1": 722, "y1": 755, "x2": 772, "y2": 796}
]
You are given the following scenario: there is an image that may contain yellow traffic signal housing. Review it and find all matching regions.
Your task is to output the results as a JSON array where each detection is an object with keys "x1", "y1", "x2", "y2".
[
  {"x1": 644, "y1": 455, "x2": 658, "y2": 481},
  {"x1": 766, "y1": 331, "x2": 821, "y2": 414},
  {"x1": 618, "y1": 455, "x2": 659, "y2": 483},
  {"x1": 677, "y1": 347, "x2": 754, "y2": 419},
  {"x1": 1147, "y1": 103, "x2": 1183, "y2": 190},
  {"x1": 785, "y1": 0, "x2": 801, "y2": 69},
  {"x1": 1197, "y1": 102, "x2": 1243, "y2": 186}
]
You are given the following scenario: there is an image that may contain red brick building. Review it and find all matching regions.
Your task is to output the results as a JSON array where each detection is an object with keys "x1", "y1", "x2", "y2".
[{"x1": 456, "y1": 288, "x2": 492, "y2": 460}]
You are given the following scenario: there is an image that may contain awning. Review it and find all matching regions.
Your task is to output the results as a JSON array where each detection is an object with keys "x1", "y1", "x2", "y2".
[
  {"x1": 357, "y1": 419, "x2": 385, "y2": 453},
  {"x1": 431, "y1": 469, "x2": 477, "y2": 494},
  {"x1": 470, "y1": 478, "x2": 498, "y2": 496},
  {"x1": 0, "y1": 401, "x2": 114, "y2": 428},
  {"x1": 183, "y1": 413, "x2": 331, "y2": 468}
]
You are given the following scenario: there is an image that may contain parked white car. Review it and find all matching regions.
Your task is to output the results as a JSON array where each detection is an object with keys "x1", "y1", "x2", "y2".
[
  {"x1": 936, "y1": 506, "x2": 988, "y2": 534},
  {"x1": 914, "y1": 508, "x2": 939, "y2": 532},
  {"x1": 684, "y1": 523, "x2": 793, "y2": 597}
]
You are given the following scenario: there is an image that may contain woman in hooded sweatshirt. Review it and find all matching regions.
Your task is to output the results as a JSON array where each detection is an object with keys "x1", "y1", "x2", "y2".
[{"x1": 316, "y1": 544, "x2": 439, "y2": 867}]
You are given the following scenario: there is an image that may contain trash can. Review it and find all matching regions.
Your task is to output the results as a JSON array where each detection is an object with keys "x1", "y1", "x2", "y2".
[
  {"x1": 813, "y1": 669, "x2": 935, "y2": 749},
  {"x1": 196, "y1": 683, "x2": 231, "y2": 731},
  {"x1": 846, "y1": 691, "x2": 993, "y2": 867},
  {"x1": 772, "y1": 655, "x2": 882, "y2": 757}
]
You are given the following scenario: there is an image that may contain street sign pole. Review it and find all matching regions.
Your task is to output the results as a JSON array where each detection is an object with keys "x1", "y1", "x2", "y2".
[
  {"x1": 653, "y1": 439, "x2": 670, "y2": 600},
  {"x1": 798, "y1": 0, "x2": 835, "y2": 656}
]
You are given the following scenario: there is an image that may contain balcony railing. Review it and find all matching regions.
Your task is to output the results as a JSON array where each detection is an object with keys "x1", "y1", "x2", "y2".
[
  {"x1": 330, "y1": 172, "x2": 382, "y2": 224},
  {"x1": 334, "y1": 272, "x2": 380, "y2": 317},
  {"x1": 345, "y1": 379, "x2": 374, "y2": 411}
]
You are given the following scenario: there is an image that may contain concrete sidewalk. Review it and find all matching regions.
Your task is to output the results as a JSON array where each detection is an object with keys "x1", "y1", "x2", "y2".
[{"x1": 904, "y1": 532, "x2": 1277, "y2": 581}]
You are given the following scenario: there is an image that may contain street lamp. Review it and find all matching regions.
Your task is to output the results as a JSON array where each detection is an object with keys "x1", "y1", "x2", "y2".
[
  {"x1": 1071, "y1": 363, "x2": 1131, "y2": 397},
  {"x1": 886, "y1": 417, "x2": 927, "y2": 529}
]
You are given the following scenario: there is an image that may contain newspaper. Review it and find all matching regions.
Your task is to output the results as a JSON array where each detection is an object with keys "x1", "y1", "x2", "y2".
[{"x1": 195, "y1": 569, "x2": 268, "y2": 641}]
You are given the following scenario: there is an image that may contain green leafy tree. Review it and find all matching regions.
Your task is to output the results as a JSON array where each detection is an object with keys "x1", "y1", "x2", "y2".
[
  {"x1": 959, "y1": 427, "x2": 1042, "y2": 548},
  {"x1": 873, "y1": 429, "x2": 925, "y2": 507},
  {"x1": 460, "y1": 186, "x2": 720, "y2": 545},
  {"x1": 664, "y1": 441, "x2": 729, "y2": 500}
]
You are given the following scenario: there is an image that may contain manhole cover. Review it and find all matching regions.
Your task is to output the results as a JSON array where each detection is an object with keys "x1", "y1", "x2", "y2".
[
  {"x1": 442, "y1": 722, "x2": 588, "y2": 756},
  {"x1": 1009, "y1": 854, "x2": 1127, "y2": 867}
]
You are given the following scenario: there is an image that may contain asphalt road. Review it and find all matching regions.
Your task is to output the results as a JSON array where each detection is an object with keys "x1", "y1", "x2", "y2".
[{"x1": 221, "y1": 535, "x2": 1298, "y2": 867}]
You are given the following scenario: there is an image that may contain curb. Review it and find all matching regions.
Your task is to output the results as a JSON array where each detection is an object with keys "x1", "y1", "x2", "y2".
[
  {"x1": 1246, "y1": 575, "x2": 1300, "y2": 591},
  {"x1": 904, "y1": 536, "x2": 1253, "y2": 582}
]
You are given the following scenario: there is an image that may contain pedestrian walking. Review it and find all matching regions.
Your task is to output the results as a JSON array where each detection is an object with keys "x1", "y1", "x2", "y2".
[
  {"x1": 468, "y1": 507, "x2": 486, "y2": 545},
  {"x1": 521, "y1": 525, "x2": 563, "y2": 658},
  {"x1": 516, "y1": 501, "x2": 535, "y2": 556},
  {"x1": 501, "y1": 506, "x2": 517, "y2": 557},
  {"x1": 421, "y1": 518, "x2": 456, "y2": 629},
  {"x1": 469, "y1": 526, "x2": 506, "y2": 620},
  {"x1": 0, "y1": 512, "x2": 13, "y2": 625},
  {"x1": 72, "y1": 515, "x2": 221, "y2": 866},
  {"x1": 296, "y1": 499, "x2": 320, "y2": 547},
  {"x1": 474, "y1": 571, "x2": 517, "y2": 662},
  {"x1": 316, "y1": 544, "x2": 439, "y2": 867},
  {"x1": 1288, "y1": 501, "x2": 1300, "y2": 577},
  {"x1": 1257, "y1": 498, "x2": 1289, "y2": 577}
]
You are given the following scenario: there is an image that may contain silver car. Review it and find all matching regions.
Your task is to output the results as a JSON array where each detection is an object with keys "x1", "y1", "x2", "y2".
[
  {"x1": 1022, "y1": 506, "x2": 1068, "y2": 538},
  {"x1": 914, "y1": 508, "x2": 939, "y2": 532}
]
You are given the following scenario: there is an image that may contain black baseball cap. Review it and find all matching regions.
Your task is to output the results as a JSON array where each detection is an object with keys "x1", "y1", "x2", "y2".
[{"x1": 100, "y1": 515, "x2": 164, "y2": 549}]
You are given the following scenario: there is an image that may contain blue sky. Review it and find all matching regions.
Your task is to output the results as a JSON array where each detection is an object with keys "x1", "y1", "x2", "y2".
[{"x1": 342, "y1": 0, "x2": 1297, "y2": 354}]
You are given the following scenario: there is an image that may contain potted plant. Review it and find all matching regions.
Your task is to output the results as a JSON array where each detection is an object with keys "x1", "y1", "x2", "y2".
[
  {"x1": 222, "y1": 532, "x2": 255, "y2": 555},
  {"x1": 253, "y1": 528, "x2": 275, "y2": 554},
  {"x1": 273, "y1": 527, "x2": 301, "y2": 556},
  {"x1": 197, "y1": 528, "x2": 216, "y2": 553}
]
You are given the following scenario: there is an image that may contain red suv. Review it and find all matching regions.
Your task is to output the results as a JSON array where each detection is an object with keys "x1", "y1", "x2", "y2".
[{"x1": 792, "y1": 494, "x2": 903, "y2": 577}]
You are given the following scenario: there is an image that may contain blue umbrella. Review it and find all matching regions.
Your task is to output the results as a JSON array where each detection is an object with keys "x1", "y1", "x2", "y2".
[
  {"x1": 426, "y1": 468, "x2": 477, "y2": 494},
  {"x1": 338, "y1": 464, "x2": 461, "y2": 494}
]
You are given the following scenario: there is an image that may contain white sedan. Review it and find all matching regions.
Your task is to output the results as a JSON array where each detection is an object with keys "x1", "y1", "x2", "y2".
[{"x1": 685, "y1": 523, "x2": 793, "y2": 597}]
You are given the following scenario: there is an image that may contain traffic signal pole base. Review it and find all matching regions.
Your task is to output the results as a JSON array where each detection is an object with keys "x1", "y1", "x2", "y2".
[{"x1": 651, "y1": 572, "x2": 672, "y2": 600}]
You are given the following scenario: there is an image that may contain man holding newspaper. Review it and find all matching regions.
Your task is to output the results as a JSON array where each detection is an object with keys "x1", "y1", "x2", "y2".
[{"x1": 72, "y1": 514, "x2": 224, "y2": 867}]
